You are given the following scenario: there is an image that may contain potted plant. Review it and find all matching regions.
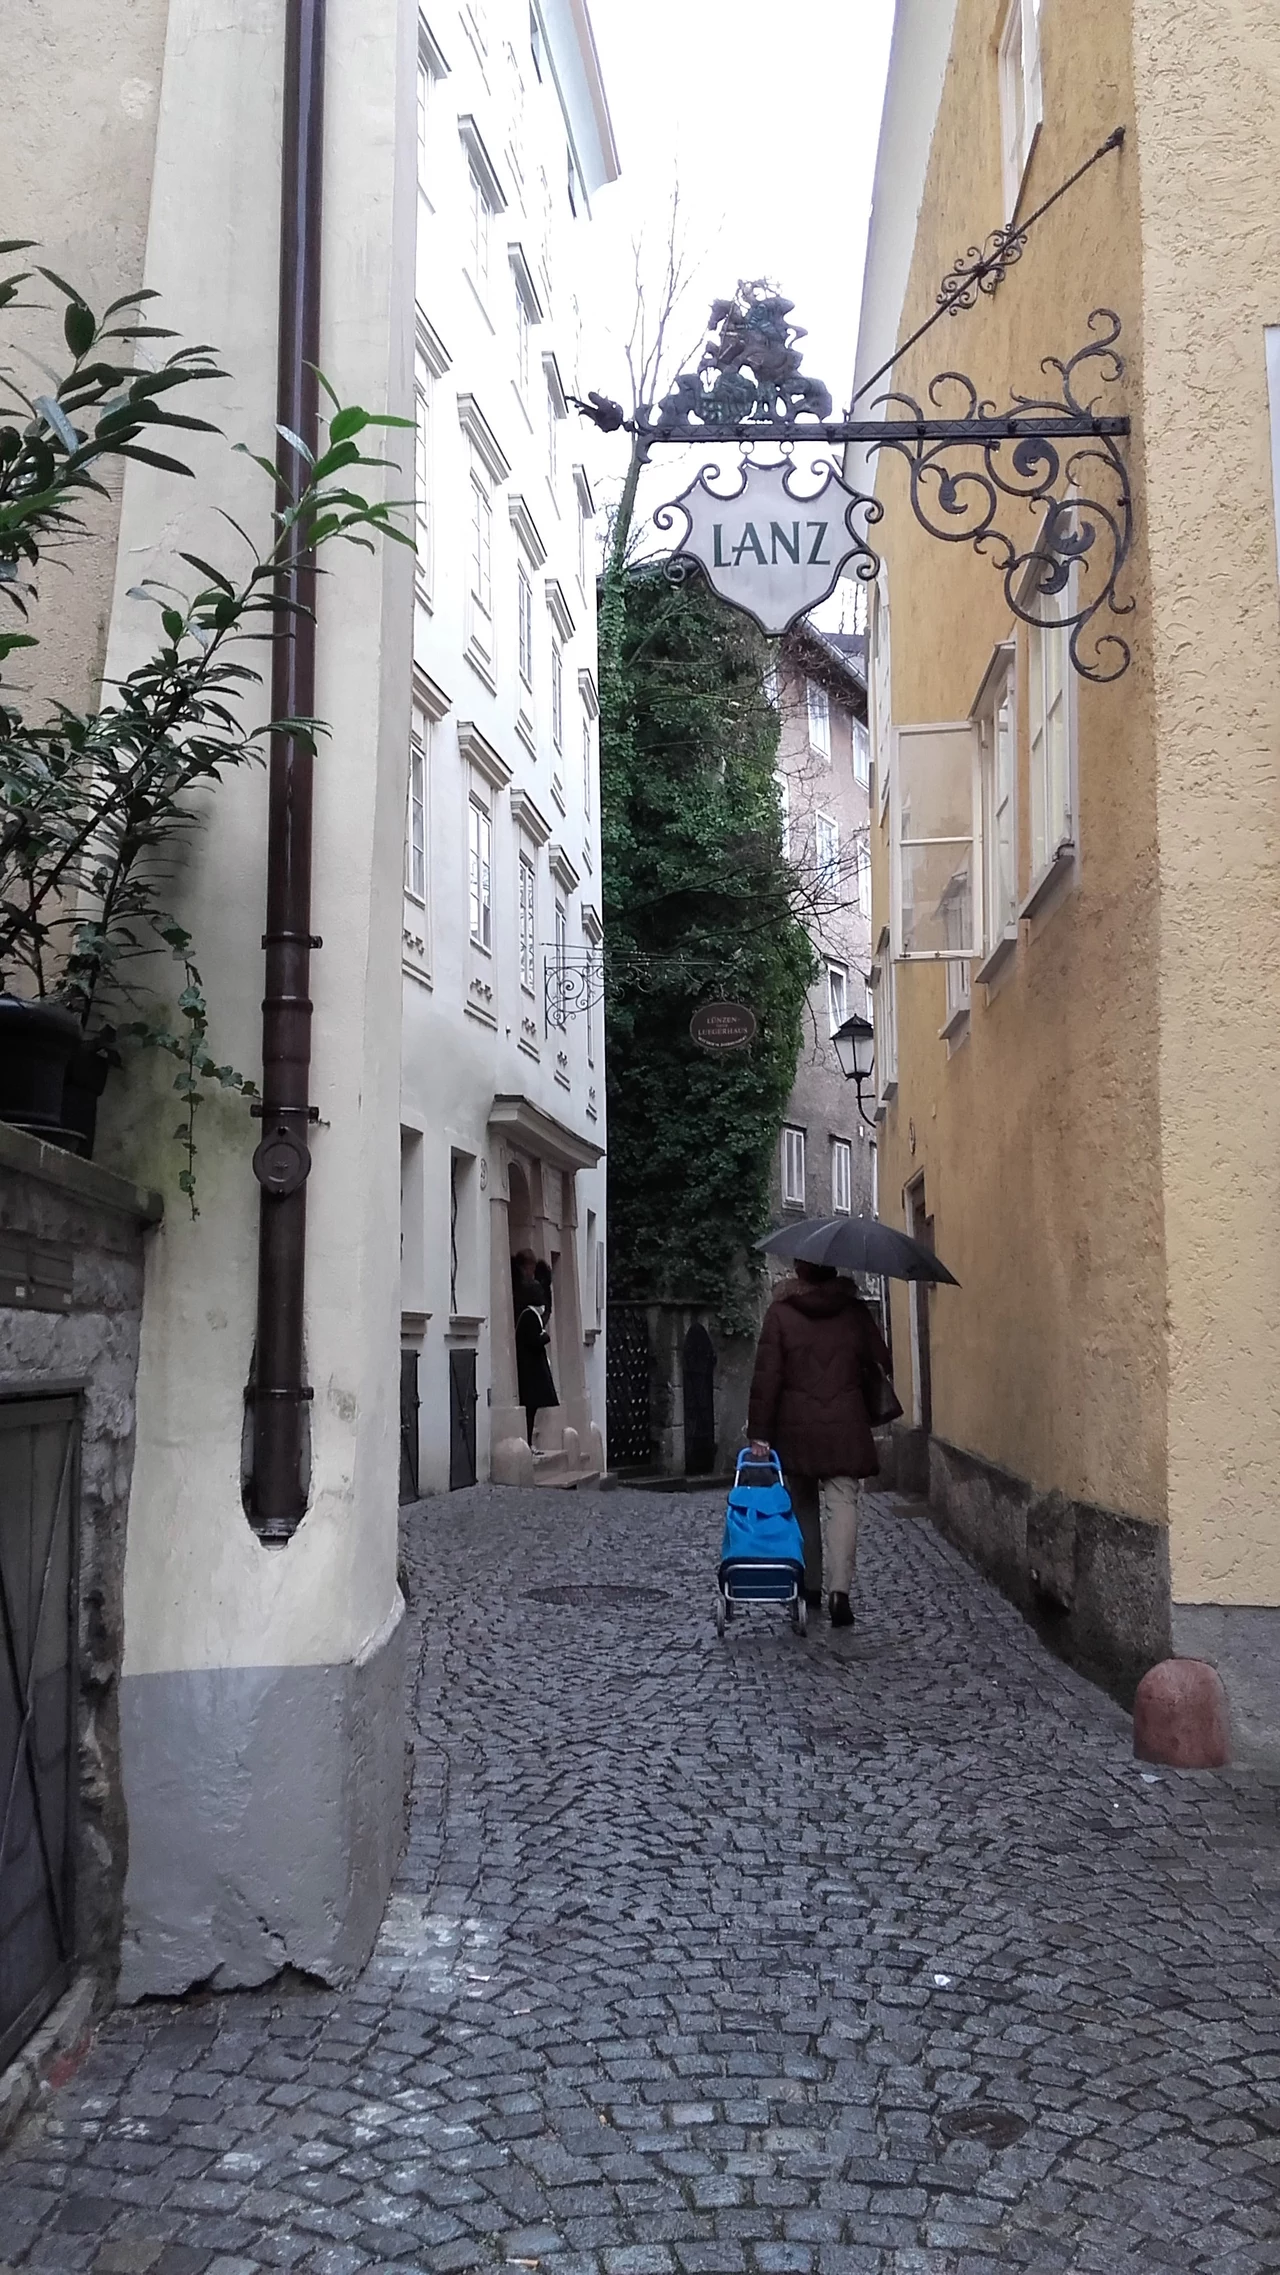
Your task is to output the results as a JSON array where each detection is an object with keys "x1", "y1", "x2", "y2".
[{"x1": 0, "y1": 250, "x2": 410, "y2": 1194}]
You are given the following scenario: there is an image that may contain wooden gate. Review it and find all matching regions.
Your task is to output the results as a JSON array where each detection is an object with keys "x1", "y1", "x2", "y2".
[
  {"x1": 0, "y1": 1394, "x2": 79, "y2": 2070},
  {"x1": 448, "y1": 1350, "x2": 478, "y2": 1489}
]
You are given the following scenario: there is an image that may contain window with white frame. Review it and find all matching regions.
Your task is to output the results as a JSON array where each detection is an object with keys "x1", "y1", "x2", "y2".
[
  {"x1": 852, "y1": 716, "x2": 870, "y2": 787},
  {"x1": 782, "y1": 1125, "x2": 806, "y2": 1208},
  {"x1": 806, "y1": 678, "x2": 831, "y2": 758},
  {"x1": 518, "y1": 850, "x2": 536, "y2": 991},
  {"x1": 944, "y1": 942, "x2": 972, "y2": 1029},
  {"x1": 581, "y1": 711, "x2": 592, "y2": 817},
  {"x1": 827, "y1": 961, "x2": 848, "y2": 1035},
  {"x1": 854, "y1": 834, "x2": 871, "y2": 915},
  {"x1": 979, "y1": 649, "x2": 1018, "y2": 948},
  {"x1": 551, "y1": 897, "x2": 568, "y2": 1030},
  {"x1": 831, "y1": 1137, "x2": 852, "y2": 1215},
  {"x1": 517, "y1": 564, "x2": 534, "y2": 690},
  {"x1": 551, "y1": 637, "x2": 564, "y2": 752},
  {"x1": 468, "y1": 797, "x2": 492, "y2": 950},
  {"x1": 414, "y1": 348, "x2": 433, "y2": 596},
  {"x1": 872, "y1": 575, "x2": 892, "y2": 815},
  {"x1": 815, "y1": 810, "x2": 839, "y2": 887},
  {"x1": 469, "y1": 460, "x2": 493, "y2": 655},
  {"x1": 891, "y1": 722, "x2": 977, "y2": 959},
  {"x1": 416, "y1": 46, "x2": 433, "y2": 191},
  {"x1": 1028, "y1": 613, "x2": 1073, "y2": 879},
  {"x1": 873, "y1": 930, "x2": 898, "y2": 1097},
  {"x1": 999, "y1": 0, "x2": 1043, "y2": 218},
  {"x1": 405, "y1": 718, "x2": 428, "y2": 903}
]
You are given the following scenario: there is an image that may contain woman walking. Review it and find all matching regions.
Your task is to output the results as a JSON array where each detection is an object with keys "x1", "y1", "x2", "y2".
[{"x1": 747, "y1": 1259, "x2": 893, "y2": 1626}]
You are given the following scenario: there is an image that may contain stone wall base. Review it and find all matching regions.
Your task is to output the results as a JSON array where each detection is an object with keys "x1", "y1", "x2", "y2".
[
  {"x1": 926, "y1": 1437, "x2": 1172, "y2": 1707},
  {"x1": 117, "y1": 1597, "x2": 408, "y2": 1999},
  {"x1": 1171, "y1": 1605, "x2": 1280, "y2": 1770}
]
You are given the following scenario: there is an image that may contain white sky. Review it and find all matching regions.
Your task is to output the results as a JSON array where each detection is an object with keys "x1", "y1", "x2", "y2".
[{"x1": 577, "y1": 0, "x2": 896, "y2": 600}]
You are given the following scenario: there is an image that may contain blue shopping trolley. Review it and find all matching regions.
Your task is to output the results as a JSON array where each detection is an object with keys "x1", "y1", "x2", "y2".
[{"x1": 716, "y1": 1447, "x2": 808, "y2": 1637}]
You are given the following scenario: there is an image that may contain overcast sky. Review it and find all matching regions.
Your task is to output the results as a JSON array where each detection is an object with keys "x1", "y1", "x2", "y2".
[{"x1": 576, "y1": 0, "x2": 895, "y2": 604}]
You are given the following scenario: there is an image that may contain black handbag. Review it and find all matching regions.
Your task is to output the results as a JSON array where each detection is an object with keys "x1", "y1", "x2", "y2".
[{"x1": 862, "y1": 1362, "x2": 903, "y2": 1428}]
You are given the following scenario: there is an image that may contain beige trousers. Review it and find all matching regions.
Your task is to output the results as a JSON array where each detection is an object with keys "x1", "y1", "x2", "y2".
[{"x1": 789, "y1": 1474, "x2": 862, "y2": 1594}]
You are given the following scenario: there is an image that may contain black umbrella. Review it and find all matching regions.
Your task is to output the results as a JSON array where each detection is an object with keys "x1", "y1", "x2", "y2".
[{"x1": 758, "y1": 1215, "x2": 960, "y2": 1285}]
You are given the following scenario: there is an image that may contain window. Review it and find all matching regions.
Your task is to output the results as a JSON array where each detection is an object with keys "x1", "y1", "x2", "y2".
[
  {"x1": 782, "y1": 1126, "x2": 806, "y2": 1208},
  {"x1": 405, "y1": 723, "x2": 427, "y2": 902},
  {"x1": 872, "y1": 576, "x2": 892, "y2": 816},
  {"x1": 776, "y1": 769, "x2": 790, "y2": 859},
  {"x1": 413, "y1": 348, "x2": 433, "y2": 595},
  {"x1": 827, "y1": 962, "x2": 848, "y2": 1035},
  {"x1": 945, "y1": 948, "x2": 972, "y2": 1030},
  {"x1": 515, "y1": 286, "x2": 531, "y2": 396},
  {"x1": 551, "y1": 637, "x2": 564, "y2": 752},
  {"x1": 468, "y1": 798, "x2": 492, "y2": 950},
  {"x1": 979, "y1": 651, "x2": 1018, "y2": 948},
  {"x1": 517, "y1": 564, "x2": 534, "y2": 689},
  {"x1": 581, "y1": 712, "x2": 592, "y2": 817},
  {"x1": 577, "y1": 496, "x2": 587, "y2": 586},
  {"x1": 872, "y1": 932, "x2": 898, "y2": 1099},
  {"x1": 469, "y1": 464, "x2": 493, "y2": 649},
  {"x1": 891, "y1": 722, "x2": 977, "y2": 958},
  {"x1": 550, "y1": 898, "x2": 568, "y2": 1030},
  {"x1": 529, "y1": 1, "x2": 542, "y2": 78},
  {"x1": 999, "y1": 0, "x2": 1043, "y2": 218},
  {"x1": 852, "y1": 716, "x2": 870, "y2": 788},
  {"x1": 416, "y1": 49, "x2": 432, "y2": 189},
  {"x1": 518, "y1": 851, "x2": 536, "y2": 991},
  {"x1": 831, "y1": 1138, "x2": 852, "y2": 1216},
  {"x1": 815, "y1": 811, "x2": 839, "y2": 886},
  {"x1": 468, "y1": 164, "x2": 492, "y2": 292},
  {"x1": 854, "y1": 835, "x2": 871, "y2": 914},
  {"x1": 807, "y1": 678, "x2": 831, "y2": 759},
  {"x1": 1029, "y1": 614, "x2": 1073, "y2": 879}
]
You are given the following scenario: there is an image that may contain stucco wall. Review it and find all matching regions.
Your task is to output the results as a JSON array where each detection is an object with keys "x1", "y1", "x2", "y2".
[
  {"x1": 1132, "y1": 0, "x2": 1280, "y2": 1606},
  {"x1": 1, "y1": 0, "x2": 170, "y2": 716},
  {"x1": 866, "y1": 0, "x2": 1168, "y2": 1528}
]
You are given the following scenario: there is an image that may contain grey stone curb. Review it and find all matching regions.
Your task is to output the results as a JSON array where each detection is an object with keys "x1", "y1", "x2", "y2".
[{"x1": 0, "y1": 1970, "x2": 98, "y2": 2152}]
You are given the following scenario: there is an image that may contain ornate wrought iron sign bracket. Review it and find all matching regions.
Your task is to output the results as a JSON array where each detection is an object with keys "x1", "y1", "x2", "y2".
[{"x1": 580, "y1": 282, "x2": 1135, "y2": 683}]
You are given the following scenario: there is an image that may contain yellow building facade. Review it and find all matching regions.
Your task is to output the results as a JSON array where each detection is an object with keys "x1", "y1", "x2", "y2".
[{"x1": 856, "y1": 0, "x2": 1280, "y2": 1748}]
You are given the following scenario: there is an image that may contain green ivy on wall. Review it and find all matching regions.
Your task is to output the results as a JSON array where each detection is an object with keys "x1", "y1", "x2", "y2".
[{"x1": 601, "y1": 566, "x2": 814, "y2": 1332}]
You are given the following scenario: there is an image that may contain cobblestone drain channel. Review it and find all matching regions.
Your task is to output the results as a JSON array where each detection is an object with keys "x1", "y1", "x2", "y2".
[{"x1": 2, "y1": 1488, "x2": 1279, "y2": 2275}]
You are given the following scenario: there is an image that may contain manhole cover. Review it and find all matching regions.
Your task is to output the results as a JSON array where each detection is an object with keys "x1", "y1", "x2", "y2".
[
  {"x1": 938, "y1": 2105, "x2": 1029, "y2": 2149},
  {"x1": 523, "y1": 1583, "x2": 669, "y2": 1607}
]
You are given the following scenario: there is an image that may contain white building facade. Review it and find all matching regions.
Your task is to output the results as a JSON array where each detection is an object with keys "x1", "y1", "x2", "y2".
[{"x1": 400, "y1": 2, "x2": 617, "y2": 1492}]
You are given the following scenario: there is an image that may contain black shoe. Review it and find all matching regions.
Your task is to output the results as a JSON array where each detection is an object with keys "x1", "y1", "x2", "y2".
[
  {"x1": 803, "y1": 1587, "x2": 823, "y2": 1609},
  {"x1": 828, "y1": 1592, "x2": 854, "y2": 1628}
]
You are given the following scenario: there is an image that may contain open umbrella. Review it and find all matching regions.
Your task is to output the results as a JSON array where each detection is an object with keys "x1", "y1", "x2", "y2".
[{"x1": 758, "y1": 1215, "x2": 960, "y2": 1285}]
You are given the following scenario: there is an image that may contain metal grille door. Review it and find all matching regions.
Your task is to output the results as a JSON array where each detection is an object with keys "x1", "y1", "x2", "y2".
[
  {"x1": 399, "y1": 1351, "x2": 420, "y2": 1503},
  {"x1": 606, "y1": 1306, "x2": 652, "y2": 1469},
  {"x1": 0, "y1": 1395, "x2": 79, "y2": 2070},
  {"x1": 448, "y1": 1350, "x2": 478, "y2": 1490}
]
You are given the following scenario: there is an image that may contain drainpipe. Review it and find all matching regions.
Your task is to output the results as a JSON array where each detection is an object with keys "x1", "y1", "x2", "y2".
[{"x1": 247, "y1": 0, "x2": 326, "y2": 1544}]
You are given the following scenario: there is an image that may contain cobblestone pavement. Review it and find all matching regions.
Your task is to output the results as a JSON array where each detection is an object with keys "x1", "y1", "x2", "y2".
[{"x1": 4, "y1": 1486, "x2": 1280, "y2": 2275}]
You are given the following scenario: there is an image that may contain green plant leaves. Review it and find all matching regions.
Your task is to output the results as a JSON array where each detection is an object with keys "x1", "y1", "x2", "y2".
[{"x1": 63, "y1": 300, "x2": 96, "y2": 358}]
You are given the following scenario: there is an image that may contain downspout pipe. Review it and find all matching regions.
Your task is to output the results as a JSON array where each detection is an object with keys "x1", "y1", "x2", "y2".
[{"x1": 247, "y1": 0, "x2": 326, "y2": 1543}]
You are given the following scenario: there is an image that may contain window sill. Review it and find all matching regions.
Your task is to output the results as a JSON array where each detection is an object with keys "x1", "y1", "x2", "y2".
[
  {"x1": 1019, "y1": 842, "x2": 1076, "y2": 924},
  {"x1": 464, "y1": 272, "x2": 496, "y2": 333},
  {"x1": 516, "y1": 709, "x2": 536, "y2": 757},
  {"x1": 938, "y1": 1002, "x2": 970, "y2": 1043},
  {"x1": 446, "y1": 1314, "x2": 484, "y2": 1341},
  {"x1": 974, "y1": 931, "x2": 1017, "y2": 987},
  {"x1": 464, "y1": 640, "x2": 497, "y2": 695}
]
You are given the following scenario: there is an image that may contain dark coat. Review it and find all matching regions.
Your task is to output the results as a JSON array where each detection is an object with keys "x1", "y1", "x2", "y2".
[
  {"x1": 515, "y1": 1283, "x2": 558, "y2": 1412},
  {"x1": 747, "y1": 1277, "x2": 892, "y2": 1480}
]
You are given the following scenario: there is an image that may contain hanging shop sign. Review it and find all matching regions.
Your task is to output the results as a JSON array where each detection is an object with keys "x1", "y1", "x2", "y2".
[
  {"x1": 690, "y1": 1001, "x2": 758, "y2": 1050},
  {"x1": 655, "y1": 460, "x2": 876, "y2": 638}
]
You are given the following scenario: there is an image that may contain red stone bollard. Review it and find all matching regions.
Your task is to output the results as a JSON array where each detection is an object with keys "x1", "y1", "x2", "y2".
[{"x1": 1133, "y1": 1657, "x2": 1231, "y2": 1769}]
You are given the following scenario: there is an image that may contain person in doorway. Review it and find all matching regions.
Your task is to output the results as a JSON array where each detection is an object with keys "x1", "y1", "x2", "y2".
[
  {"x1": 513, "y1": 1262, "x2": 558, "y2": 1447},
  {"x1": 747, "y1": 1259, "x2": 892, "y2": 1626}
]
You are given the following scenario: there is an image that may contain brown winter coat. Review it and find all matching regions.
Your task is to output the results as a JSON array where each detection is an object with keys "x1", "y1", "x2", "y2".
[{"x1": 747, "y1": 1277, "x2": 892, "y2": 1480}]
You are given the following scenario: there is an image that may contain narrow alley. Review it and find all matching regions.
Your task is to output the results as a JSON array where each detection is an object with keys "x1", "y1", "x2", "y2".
[{"x1": 2, "y1": 1488, "x2": 1279, "y2": 2275}]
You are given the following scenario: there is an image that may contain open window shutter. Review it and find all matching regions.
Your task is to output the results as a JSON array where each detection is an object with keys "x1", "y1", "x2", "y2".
[{"x1": 890, "y1": 722, "x2": 979, "y2": 960}]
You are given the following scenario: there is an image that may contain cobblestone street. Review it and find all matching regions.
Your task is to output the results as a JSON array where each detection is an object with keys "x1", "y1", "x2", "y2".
[{"x1": 4, "y1": 1486, "x2": 1280, "y2": 2275}]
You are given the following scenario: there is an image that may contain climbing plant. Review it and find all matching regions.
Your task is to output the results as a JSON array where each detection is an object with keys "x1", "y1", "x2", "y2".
[{"x1": 601, "y1": 565, "x2": 814, "y2": 1330}]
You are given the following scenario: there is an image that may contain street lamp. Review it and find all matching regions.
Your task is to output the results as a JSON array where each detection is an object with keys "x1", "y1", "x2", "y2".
[{"x1": 832, "y1": 1011, "x2": 878, "y2": 1130}]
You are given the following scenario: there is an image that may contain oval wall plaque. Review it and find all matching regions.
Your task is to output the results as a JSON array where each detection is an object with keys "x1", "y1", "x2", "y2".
[{"x1": 690, "y1": 1000, "x2": 758, "y2": 1050}]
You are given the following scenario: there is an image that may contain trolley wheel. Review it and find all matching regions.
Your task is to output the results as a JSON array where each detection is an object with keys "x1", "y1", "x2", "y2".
[
  {"x1": 794, "y1": 1595, "x2": 808, "y2": 1636},
  {"x1": 715, "y1": 1592, "x2": 727, "y2": 1637}
]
